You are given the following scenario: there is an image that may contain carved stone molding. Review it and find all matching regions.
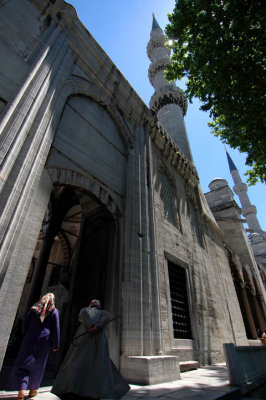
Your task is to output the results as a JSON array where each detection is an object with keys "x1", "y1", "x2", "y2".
[
  {"x1": 209, "y1": 200, "x2": 240, "y2": 213},
  {"x1": 185, "y1": 185, "x2": 203, "y2": 213},
  {"x1": 149, "y1": 117, "x2": 198, "y2": 187},
  {"x1": 46, "y1": 167, "x2": 122, "y2": 218},
  {"x1": 49, "y1": 0, "x2": 77, "y2": 30},
  {"x1": 148, "y1": 58, "x2": 170, "y2": 86},
  {"x1": 150, "y1": 86, "x2": 188, "y2": 115},
  {"x1": 46, "y1": 2, "x2": 148, "y2": 128},
  {"x1": 107, "y1": 103, "x2": 134, "y2": 149}
]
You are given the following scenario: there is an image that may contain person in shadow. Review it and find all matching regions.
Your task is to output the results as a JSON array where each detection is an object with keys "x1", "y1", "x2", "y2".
[
  {"x1": 51, "y1": 299, "x2": 130, "y2": 400},
  {"x1": 6, "y1": 293, "x2": 60, "y2": 400}
]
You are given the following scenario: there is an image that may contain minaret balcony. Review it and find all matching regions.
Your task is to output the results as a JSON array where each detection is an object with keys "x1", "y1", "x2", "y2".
[
  {"x1": 150, "y1": 86, "x2": 188, "y2": 115},
  {"x1": 147, "y1": 35, "x2": 169, "y2": 61},
  {"x1": 148, "y1": 58, "x2": 170, "y2": 86}
]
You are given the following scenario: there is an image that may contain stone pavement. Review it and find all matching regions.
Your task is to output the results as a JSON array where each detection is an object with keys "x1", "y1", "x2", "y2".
[{"x1": 0, "y1": 363, "x2": 243, "y2": 400}]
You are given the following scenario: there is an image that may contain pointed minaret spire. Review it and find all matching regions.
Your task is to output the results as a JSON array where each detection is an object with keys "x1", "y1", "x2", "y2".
[
  {"x1": 225, "y1": 149, "x2": 237, "y2": 172},
  {"x1": 152, "y1": 14, "x2": 160, "y2": 30},
  {"x1": 147, "y1": 15, "x2": 193, "y2": 161}
]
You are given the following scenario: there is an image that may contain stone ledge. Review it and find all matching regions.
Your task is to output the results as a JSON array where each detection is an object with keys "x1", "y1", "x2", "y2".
[{"x1": 179, "y1": 360, "x2": 199, "y2": 372}]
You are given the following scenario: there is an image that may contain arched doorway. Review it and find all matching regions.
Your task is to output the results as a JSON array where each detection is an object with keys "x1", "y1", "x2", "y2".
[{"x1": 1, "y1": 184, "x2": 121, "y2": 388}]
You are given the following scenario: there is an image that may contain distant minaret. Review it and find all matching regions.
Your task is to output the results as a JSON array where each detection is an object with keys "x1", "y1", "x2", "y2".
[
  {"x1": 147, "y1": 15, "x2": 193, "y2": 161},
  {"x1": 226, "y1": 150, "x2": 266, "y2": 268},
  {"x1": 226, "y1": 150, "x2": 264, "y2": 235}
]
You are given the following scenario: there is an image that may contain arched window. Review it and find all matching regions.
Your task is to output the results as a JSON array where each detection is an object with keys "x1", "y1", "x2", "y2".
[
  {"x1": 160, "y1": 174, "x2": 177, "y2": 227},
  {"x1": 188, "y1": 200, "x2": 204, "y2": 248}
]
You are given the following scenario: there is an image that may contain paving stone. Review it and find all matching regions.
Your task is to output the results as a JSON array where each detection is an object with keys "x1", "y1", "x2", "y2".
[{"x1": 0, "y1": 363, "x2": 241, "y2": 400}]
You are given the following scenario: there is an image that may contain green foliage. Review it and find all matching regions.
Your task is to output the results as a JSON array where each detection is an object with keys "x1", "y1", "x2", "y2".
[{"x1": 165, "y1": 0, "x2": 266, "y2": 184}]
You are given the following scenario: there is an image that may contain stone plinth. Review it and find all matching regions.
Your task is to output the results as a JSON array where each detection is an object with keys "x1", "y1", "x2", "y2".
[
  {"x1": 224, "y1": 343, "x2": 266, "y2": 387},
  {"x1": 120, "y1": 355, "x2": 180, "y2": 385}
]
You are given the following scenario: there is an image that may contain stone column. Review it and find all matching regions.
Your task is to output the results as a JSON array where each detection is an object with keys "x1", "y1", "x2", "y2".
[
  {"x1": 241, "y1": 285, "x2": 257, "y2": 339},
  {"x1": 26, "y1": 232, "x2": 55, "y2": 309},
  {"x1": 121, "y1": 126, "x2": 160, "y2": 357},
  {"x1": 120, "y1": 125, "x2": 180, "y2": 384},
  {"x1": 26, "y1": 186, "x2": 77, "y2": 309},
  {"x1": 0, "y1": 170, "x2": 53, "y2": 369},
  {"x1": 0, "y1": 23, "x2": 73, "y2": 360},
  {"x1": 252, "y1": 292, "x2": 265, "y2": 333}
]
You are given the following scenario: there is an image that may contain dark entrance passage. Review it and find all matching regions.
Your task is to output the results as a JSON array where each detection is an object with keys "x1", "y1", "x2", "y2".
[
  {"x1": 71, "y1": 216, "x2": 112, "y2": 316},
  {"x1": 59, "y1": 204, "x2": 117, "y2": 359},
  {"x1": 0, "y1": 185, "x2": 120, "y2": 389}
]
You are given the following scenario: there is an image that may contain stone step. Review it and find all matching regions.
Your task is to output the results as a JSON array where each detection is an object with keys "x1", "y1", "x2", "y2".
[{"x1": 179, "y1": 360, "x2": 199, "y2": 372}]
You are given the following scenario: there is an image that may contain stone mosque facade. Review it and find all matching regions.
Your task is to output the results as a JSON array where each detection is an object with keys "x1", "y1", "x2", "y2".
[{"x1": 0, "y1": 0, "x2": 265, "y2": 385}]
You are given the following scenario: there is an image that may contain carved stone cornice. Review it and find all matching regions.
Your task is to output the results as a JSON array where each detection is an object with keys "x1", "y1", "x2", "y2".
[
  {"x1": 148, "y1": 116, "x2": 198, "y2": 187},
  {"x1": 209, "y1": 200, "x2": 241, "y2": 213},
  {"x1": 147, "y1": 36, "x2": 170, "y2": 61},
  {"x1": 150, "y1": 86, "x2": 188, "y2": 115},
  {"x1": 45, "y1": 0, "x2": 149, "y2": 128},
  {"x1": 49, "y1": 0, "x2": 76, "y2": 29},
  {"x1": 148, "y1": 58, "x2": 170, "y2": 86}
]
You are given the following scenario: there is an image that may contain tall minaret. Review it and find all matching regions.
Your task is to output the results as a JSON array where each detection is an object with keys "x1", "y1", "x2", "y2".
[
  {"x1": 147, "y1": 15, "x2": 193, "y2": 161},
  {"x1": 226, "y1": 150, "x2": 266, "y2": 268},
  {"x1": 226, "y1": 150, "x2": 265, "y2": 236}
]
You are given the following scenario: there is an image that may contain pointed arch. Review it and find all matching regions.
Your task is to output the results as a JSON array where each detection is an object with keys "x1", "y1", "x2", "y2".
[
  {"x1": 55, "y1": 78, "x2": 134, "y2": 150},
  {"x1": 46, "y1": 167, "x2": 122, "y2": 218}
]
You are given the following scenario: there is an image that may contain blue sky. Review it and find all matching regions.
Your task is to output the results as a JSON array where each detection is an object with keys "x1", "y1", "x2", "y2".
[{"x1": 66, "y1": 0, "x2": 265, "y2": 231}]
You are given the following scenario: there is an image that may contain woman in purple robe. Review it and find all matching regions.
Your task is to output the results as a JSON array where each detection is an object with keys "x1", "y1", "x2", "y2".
[{"x1": 6, "y1": 293, "x2": 60, "y2": 400}]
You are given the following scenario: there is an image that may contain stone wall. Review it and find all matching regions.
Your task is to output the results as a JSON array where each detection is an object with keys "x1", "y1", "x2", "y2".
[
  {"x1": 150, "y1": 143, "x2": 248, "y2": 364},
  {"x1": 0, "y1": 0, "x2": 148, "y2": 371},
  {"x1": 0, "y1": 0, "x2": 262, "y2": 385},
  {"x1": 0, "y1": 0, "x2": 49, "y2": 112},
  {"x1": 224, "y1": 343, "x2": 266, "y2": 392}
]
